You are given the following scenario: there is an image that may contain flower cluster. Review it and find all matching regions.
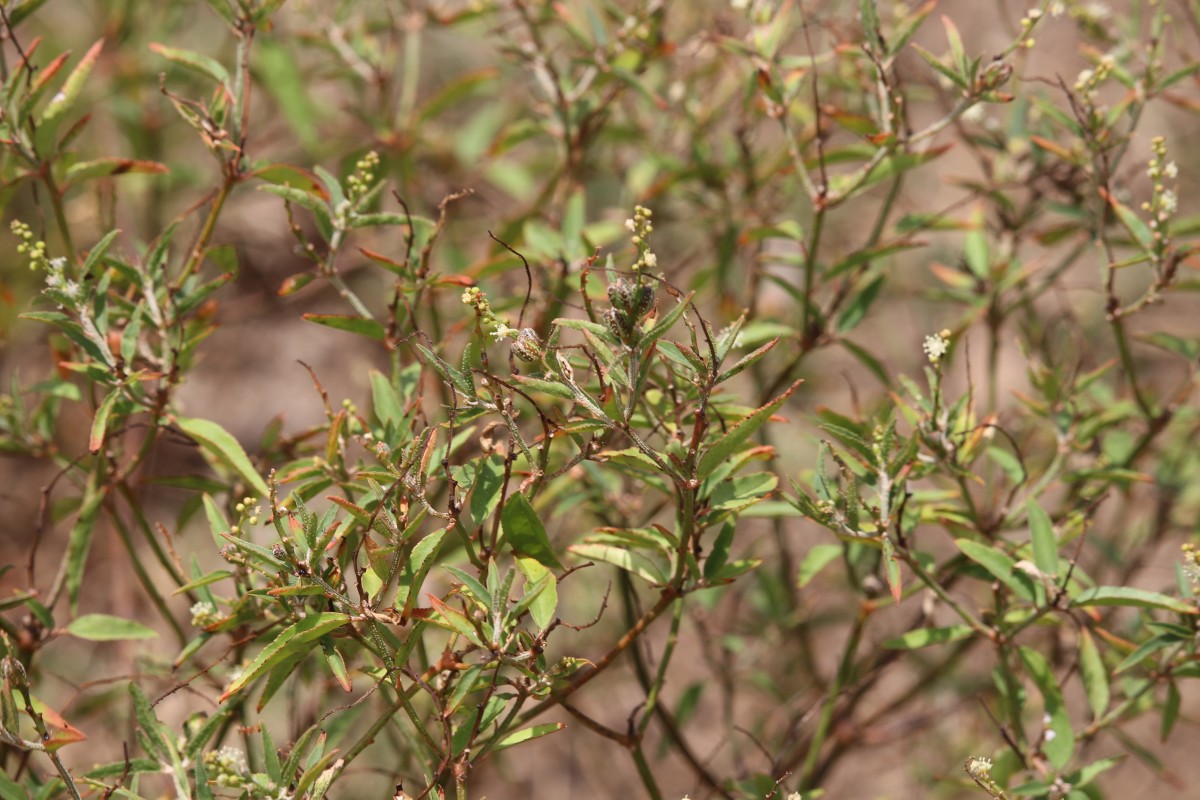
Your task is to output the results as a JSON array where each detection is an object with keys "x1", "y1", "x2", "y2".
[
  {"x1": 190, "y1": 601, "x2": 220, "y2": 628},
  {"x1": 624, "y1": 204, "x2": 657, "y2": 271},
  {"x1": 204, "y1": 746, "x2": 252, "y2": 790},
  {"x1": 1143, "y1": 136, "x2": 1178, "y2": 240},
  {"x1": 1072, "y1": 53, "x2": 1116, "y2": 133},
  {"x1": 11, "y1": 220, "x2": 50, "y2": 272},
  {"x1": 922, "y1": 329, "x2": 951, "y2": 365},
  {"x1": 461, "y1": 285, "x2": 500, "y2": 327},
  {"x1": 347, "y1": 150, "x2": 380, "y2": 201},
  {"x1": 230, "y1": 495, "x2": 262, "y2": 535}
]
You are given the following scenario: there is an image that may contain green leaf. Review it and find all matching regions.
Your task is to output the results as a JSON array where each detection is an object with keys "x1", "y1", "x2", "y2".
[
  {"x1": 65, "y1": 158, "x2": 168, "y2": 185},
  {"x1": 956, "y1": 538, "x2": 1036, "y2": 603},
  {"x1": 129, "y1": 683, "x2": 173, "y2": 761},
  {"x1": 220, "y1": 613, "x2": 351, "y2": 701},
  {"x1": 515, "y1": 557, "x2": 558, "y2": 630},
  {"x1": 1027, "y1": 501, "x2": 1058, "y2": 579},
  {"x1": 704, "y1": 522, "x2": 734, "y2": 580},
  {"x1": 66, "y1": 614, "x2": 158, "y2": 641},
  {"x1": 698, "y1": 380, "x2": 802, "y2": 479},
  {"x1": 1018, "y1": 645, "x2": 1075, "y2": 770},
  {"x1": 175, "y1": 416, "x2": 271, "y2": 499},
  {"x1": 491, "y1": 722, "x2": 565, "y2": 752},
  {"x1": 835, "y1": 274, "x2": 885, "y2": 333},
  {"x1": 884, "y1": 625, "x2": 974, "y2": 650},
  {"x1": 963, "y1": 206, "x2": 990, "y2": 279},
  {"x1": 1070, "y1": 586, "x2": 1196, "y2": 615},
  {"x1": 256, "y1": 38, "x2": 320, "y2": 151},
  {"x1": 396, "y1": 529, "x2": 447, "y2": 618},
  {"x1": 501, "y1": 493, "x2": 563, "y2": 570},
  {"x1": 1078, "y1": 628, "x2": 1109, "y2": 720},
  {"x1": 570, "y1": 542, "x2": 666, "y2": 585},
  {"x1": 39, "y1": 39, "x2": 103, "y2": 125},
  {"x1": 0, "y1": 769, "x2": 24, "y2": 800},
  {"x1": 427, "y1": 594, "x2": 487, "y2": 647},
  {"x1": 797, "y1": 543, "x2": 842, "y2": 588},
  {"x1": 65, "y1": 468, "x2": 106, "y2": 614},
  {"x1": 88, "y1": 387, "x2": 121, "y2": 454},
  {"x1": 641, "y1": 290, "x2": 694, "y2": 350},
  {"x1": 148, "y1": 42, "x2": 229, "y2": 84},
  {"x1": 302, "y1": 313, "x2": 386, "y2": 341}
]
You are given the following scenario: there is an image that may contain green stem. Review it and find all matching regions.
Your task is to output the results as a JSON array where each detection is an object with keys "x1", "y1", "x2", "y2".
[
  {"x1": 637, "y1": 597, "x2": 683, "y2": 737},
  {"x1": 798, "y1": 611, "x2": 866, "y2": 789},
  {"x1": 631, "y1": 742, "x2": 664, "y2": 800},
  {"x1": 108, "y1": 506, "x2": 187, "y2": 645},
  {"x1": 179, "y1": 179, "x2": 233, "y2": 284}
]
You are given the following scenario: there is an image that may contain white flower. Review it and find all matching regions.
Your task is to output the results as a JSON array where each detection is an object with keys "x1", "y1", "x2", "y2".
[
  {"x1": 965, "y1": 756, "x2": 993, "y2": 779},
  {"x1": 1161, "y1": 189, "x2": 1178, "y2": 216},
  {"x1": 1164, "y1": 161, "x2": 1178, "y2": 179},
  {"x1": 625, "y1": 218, "x2": 637, "y2": 232},
  {"x1": 491, "y1": 322, "x2": 516, "y2": 341},
  {"x1": 922, "y1": 331, "x2": 950, "y2": 364},
  {"x1": 643, "y1": 251, "x2": 657, "y2": 268},
  {"x1": 1049, "y1": 0, "x2": 1065, "y2": 15}
]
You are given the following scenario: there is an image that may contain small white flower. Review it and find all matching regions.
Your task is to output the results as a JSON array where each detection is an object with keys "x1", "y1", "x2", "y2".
[
  {"x1": 1084, "y1": 1, "x2": 1111, "y2": 20},
  {"x1": 643, "y1": 251, "x2": 658, "y2": 268},
  {"x1": 1164, "y1": 161, "x2": 1178, "y2": 179},
  {"x1": 1161, "y1": 189, "x2": 1178, "y2": 216},
  {"x1": 625, "y1": 218, "x2": 637, "y2": 232},
  {"x1": 922, "y1": 331, "x2": 950, "y2": 364},
  {"x1": 491, "y1": 322, "x2": 516, "y2": 341},
  {"x1": 1049, "y1": 0, "x2": 1065, "y2": 15},
  {"x1": 965, "y1": 756, "x2": 993, "y2": 779}
]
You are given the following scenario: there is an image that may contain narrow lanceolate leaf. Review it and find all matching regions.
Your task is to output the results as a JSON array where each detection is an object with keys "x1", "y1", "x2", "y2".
[
  {"x1": 66, "y1": 158, "x2": 168, "y2": 185},
  {"x1": 1018, "y1": 645, "x2": 1075, "y2": 770},
  {"x1": 66, "y1": 614, "x2": 158, "y2": 641},
  {"x1": 1027, "y1": 501, "x2": 1058, "y2": 579},
  {"x1": 1070, "y1": 586, "x2": 1197, "y2": 615},
  {"x1": 175, "y1": 416, "x2": 271, "y2": 499},
  {"x1": 1078, "y1": 628, "x2": 1110, "y2": 720},
  {"x1": 956, "y1": 539, "x2": 1036, "y2": 603},
  {"x1": 697, "y1": 380, "x2": 802, "y2": 479},
  {"x1": 884, "y1": 625, "x2": 974, "y2": 650},
  {"x1": 501, "y1": 493, "x2": 563, "y2": 570},
  {"x1": 89, "y1": 387, "x2": 121, "y2": 453},
  {"x1": 220, "y1": 613, "x2": 351, "y2": 702},
  {"x1": 797, "y1": 543, "x2": 842, "y2": 588},
  {"x1": 149, "y1": 42, "x2": 230, "y2": 85},
  {"x1": 302, "y1": 313, "x2": 386, "y2": 341},
  {"x1": 716, "y1": 336, "x2": 780, "y2": 385},
  {"x1": 569, "y1": 542, "x2": 666, "y2": 585},
  {"x1": 39, "y1": 39, "x2": 103, "y2": 124},
  {"x1": 491, "y1": 722, "x2": 565, "y2": 752},
  {"x1": 64, "y1": 467, "x2": 106, "y2": 614}
]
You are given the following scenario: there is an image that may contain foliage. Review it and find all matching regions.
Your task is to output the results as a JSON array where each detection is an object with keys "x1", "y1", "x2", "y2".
[{"x1": 1, "y1": 1, "x2": 1199, "y2": 798}]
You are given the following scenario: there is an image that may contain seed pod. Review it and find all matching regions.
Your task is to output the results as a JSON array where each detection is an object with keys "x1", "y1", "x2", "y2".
[
  {"x1": 633, "y1": 283, "x2": 655, "y2": 317},
  {"x1": 607, "y1": 278, "x2": 637, "y2": 314},
  {"x1": 512, "y1": 328, "x2": 544, "y2": 363}
]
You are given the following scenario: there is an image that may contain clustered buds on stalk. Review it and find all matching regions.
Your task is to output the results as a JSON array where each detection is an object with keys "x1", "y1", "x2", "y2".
[{"x1": 604, "y1": 277, "x2": 656, "y2": 345}]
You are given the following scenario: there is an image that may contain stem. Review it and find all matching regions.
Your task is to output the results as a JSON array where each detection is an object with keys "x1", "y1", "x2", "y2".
[
  {"x1": 631, "y1": 743, "x2": 665, "y2": 800},
  {"x1": 179, "y1": 179, "x2": 233, "y2": 284},
  {"x1": 798, "y1": 610, "x2": 866, "y2": 789}
]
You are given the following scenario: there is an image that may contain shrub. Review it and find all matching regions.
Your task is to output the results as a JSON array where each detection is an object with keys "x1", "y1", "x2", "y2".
[{"x1": 1, "y1": 1, "x2": 1198, "y2": 798}]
